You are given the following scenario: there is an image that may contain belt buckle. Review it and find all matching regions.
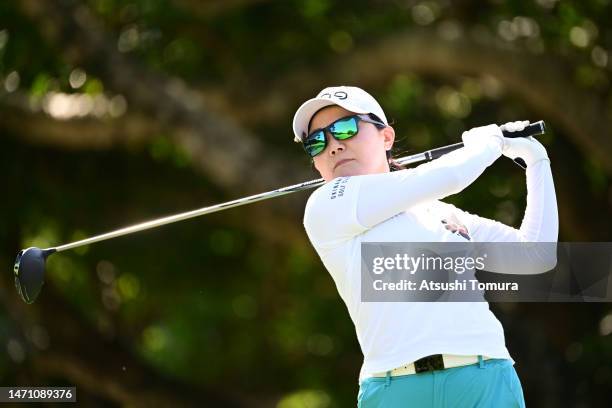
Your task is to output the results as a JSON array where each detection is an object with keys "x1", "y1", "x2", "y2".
[{"x1": 414, "y1": 354, "x2": 445, "y2": 373}]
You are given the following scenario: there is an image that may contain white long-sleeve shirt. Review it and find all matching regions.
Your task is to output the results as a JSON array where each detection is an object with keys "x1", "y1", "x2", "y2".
[{"x1": 303, "y1": 140, "x2": 558, "y2": 383}]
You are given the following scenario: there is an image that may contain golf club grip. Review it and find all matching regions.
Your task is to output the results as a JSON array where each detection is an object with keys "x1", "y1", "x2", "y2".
[
  {"x1": 426, "y1": 143, "x2": 464, "y2": 161},
  {"x1": 427, "y1": 120, "x2": 546, "y2": 161},
  {"x1": 502, "y1": 120, "x2": 546, "y2": 139}
]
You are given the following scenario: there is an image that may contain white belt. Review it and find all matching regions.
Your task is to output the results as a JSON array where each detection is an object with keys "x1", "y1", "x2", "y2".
[{"x1": 371, "y1": 354, "x2": 492, "y2": 378}]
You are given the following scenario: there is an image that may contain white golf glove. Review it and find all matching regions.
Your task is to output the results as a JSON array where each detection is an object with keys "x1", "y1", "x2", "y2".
[
  {"x1": 461, "y1": 124, "x2": 505, "y2": 152},
  {"x1": 500, "y1": 121, "x2": 549, "y2": 167}
]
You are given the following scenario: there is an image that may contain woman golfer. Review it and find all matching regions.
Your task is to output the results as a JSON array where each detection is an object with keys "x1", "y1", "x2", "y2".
[{"x1": 292, "y1": 86, "x2": 558, "y2": 407}]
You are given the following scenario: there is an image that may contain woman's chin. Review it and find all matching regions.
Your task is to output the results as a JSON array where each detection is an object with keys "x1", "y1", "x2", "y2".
[{"x1": 333, "y1": 163, "x2": 361, "y2": 178}]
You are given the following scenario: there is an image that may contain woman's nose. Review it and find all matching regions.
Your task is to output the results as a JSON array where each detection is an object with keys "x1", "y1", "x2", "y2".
[{"x1": 327, "y1": 135, "x2": 345, "y2": 156}]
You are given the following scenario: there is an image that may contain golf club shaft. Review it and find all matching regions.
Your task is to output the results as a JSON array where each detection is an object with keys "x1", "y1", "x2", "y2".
[{"x1": 52, "y1": 121, "x2": 546, "y2": 253}]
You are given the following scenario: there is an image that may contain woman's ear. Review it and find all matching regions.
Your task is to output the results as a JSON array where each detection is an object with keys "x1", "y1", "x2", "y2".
[{"x1": 382, "y1": 126, "x2": 395, "y2": 151}]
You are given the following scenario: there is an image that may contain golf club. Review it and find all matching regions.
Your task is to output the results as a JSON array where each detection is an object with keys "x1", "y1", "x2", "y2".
[{"x1": 13, "y1": 121, "x2": 546, "y2": 304}]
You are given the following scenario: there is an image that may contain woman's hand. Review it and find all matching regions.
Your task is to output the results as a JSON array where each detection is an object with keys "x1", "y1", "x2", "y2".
[
  {"x1": 500, "y1": 121, "x2": 550, "y2": 167},
  {"x1": 461, "y1": 124, "x2": 504, "y2": 152}
]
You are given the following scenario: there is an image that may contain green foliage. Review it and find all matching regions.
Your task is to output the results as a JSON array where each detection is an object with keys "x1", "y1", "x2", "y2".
[{"x1": 1, "y1": 0, "x2": 611, "y2": 406}]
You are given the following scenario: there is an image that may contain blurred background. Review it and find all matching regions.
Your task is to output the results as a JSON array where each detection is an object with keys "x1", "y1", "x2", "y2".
[{"x1": 1, "y1": 0, "x2": 611, "y2": 406}]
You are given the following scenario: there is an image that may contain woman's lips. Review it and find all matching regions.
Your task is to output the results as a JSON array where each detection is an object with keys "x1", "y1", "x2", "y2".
[{"x1": 334, "y1": 159, "x2": 355, "y2": 170}]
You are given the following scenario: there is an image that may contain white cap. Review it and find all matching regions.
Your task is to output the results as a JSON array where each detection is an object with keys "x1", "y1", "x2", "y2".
[{"x1": 292, "y1": 86, "x2": 388, "y2": 142}]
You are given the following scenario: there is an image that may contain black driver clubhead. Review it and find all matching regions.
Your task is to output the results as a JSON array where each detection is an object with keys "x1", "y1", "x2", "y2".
[{"x1": 13, "y1": 247, "x2": 56, "y2": 304}]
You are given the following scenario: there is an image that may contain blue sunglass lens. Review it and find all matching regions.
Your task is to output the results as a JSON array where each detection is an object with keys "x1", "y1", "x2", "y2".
[
  {"x1": 329, "y1": 117, "x2": 358, "y2": 139},
  {"x1": 304, "y1": 130, "x2": 326, "y2": 157}
]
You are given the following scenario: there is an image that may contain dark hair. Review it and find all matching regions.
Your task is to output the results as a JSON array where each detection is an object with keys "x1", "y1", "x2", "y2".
[
  {"x1": 368, "y1": 113, "x2": 406, "y2": 172},
  {"x1": 386, "y1": 150, "x2": 405, "y2": 172}
]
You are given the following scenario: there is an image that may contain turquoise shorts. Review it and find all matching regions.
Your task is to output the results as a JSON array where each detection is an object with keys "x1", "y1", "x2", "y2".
[{"x1": 357, "y1": 357, "x2": 526, "y2": 408}]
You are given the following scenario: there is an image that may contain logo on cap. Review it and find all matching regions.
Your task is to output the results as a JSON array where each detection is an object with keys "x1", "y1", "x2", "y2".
[{"x1": 318, "y1": 91, "x2": 348, "y2": 100}]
